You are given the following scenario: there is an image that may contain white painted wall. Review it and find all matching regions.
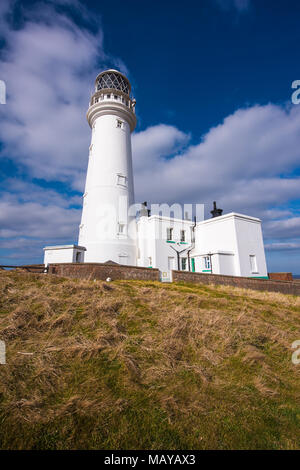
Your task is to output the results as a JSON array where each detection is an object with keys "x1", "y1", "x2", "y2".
[
  {"x1": 233, "y1": 215, "x2": 268, "y2": 277},
  {"x1": 137, "y1": 215, "x2": 195, "y2": 272},
  {"x1": 78, "y1": 89, "x2": 137, "y2": 266},
  {"x1": 191, "y1": 213, "x2": 267, "y2": 277},
  {"x1": 44, "y1": 245, "x2": 86, "y2": 265},
  {"x1": 136, "y1": 212, "x2": 267, "y2": 277}
]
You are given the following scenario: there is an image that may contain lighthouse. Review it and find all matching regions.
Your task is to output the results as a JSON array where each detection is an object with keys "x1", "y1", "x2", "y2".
[
  {"x1": 78, "y1": 69, "x2": 137, "y2": 265},
  {"x1": 43, "y1": 68, "x2": 268, "y2": 279}
]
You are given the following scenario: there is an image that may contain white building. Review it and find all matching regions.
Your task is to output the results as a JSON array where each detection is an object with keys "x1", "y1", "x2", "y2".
[{"x1": 44, "y1": 69, "x2": 268, "y2": 279}]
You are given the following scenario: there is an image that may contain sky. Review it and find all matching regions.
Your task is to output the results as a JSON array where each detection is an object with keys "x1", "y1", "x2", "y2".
[{"x1": 0, "y1": 0, "x2": 300, "y2": 273}]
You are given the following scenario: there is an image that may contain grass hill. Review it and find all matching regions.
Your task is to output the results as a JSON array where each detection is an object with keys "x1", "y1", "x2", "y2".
[{"x1": 0, "y1": 270, "x2": 299, "y2": 450}]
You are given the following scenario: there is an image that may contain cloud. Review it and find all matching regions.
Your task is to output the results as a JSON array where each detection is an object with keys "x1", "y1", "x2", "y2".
[
  {"x1": 132, "y1": 104, "x2": 300, "y2": 263},
  {"x1": 0, "y1": 0, "x2": 123, "y2": 190},
  {"x1": 265, "y1": 242, "x2": 300, "y2": 252},
  {"x1": 215, "y1": 0, "x2": 251, "y2": 12},
  {"x1": 132, "y1": 104, "x2": 300, "y2": 215},
  {"x1": 0, "y1": 179, "x2": 82, "y2": 263}
]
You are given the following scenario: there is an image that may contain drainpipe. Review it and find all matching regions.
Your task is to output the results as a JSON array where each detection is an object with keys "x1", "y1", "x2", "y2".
[
  {"x1": 169, "y1": 244, "x2": 189, "y2": 271},
  {"x1": 209, "y1": 252, "x2": 213, "y2": 274},
  {"x1": 187, "y1": 216, "x2": 197, "y2": 271}
]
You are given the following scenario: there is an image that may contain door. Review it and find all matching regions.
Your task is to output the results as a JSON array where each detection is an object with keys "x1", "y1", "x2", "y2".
[{"x1": 168, "y1": 256, "x2": 175, "y2": 270}]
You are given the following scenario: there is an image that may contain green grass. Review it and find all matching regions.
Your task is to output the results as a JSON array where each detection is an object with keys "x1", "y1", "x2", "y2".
[{"x1": 0, "y1": 271, "x2": 299, "y2": 449}]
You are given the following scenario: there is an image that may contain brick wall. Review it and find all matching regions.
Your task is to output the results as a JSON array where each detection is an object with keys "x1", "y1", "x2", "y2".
[
  {"x1": 48, "y1": 263, "x2": 160, "y2": 282},
  {"x1": 172, "y1": 271, "x2": 300, "y2": 296},
  {"x1": 268, "y1": 272, "x2": 293, "y2": 281}
]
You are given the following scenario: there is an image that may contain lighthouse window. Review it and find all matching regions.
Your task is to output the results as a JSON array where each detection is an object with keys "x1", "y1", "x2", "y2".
[
  {"x1": 106, "y1": 94, "x2": 111, "y2": 99},
  {"x1": 118, "y1": 223, "x2": 125, "y2": 234},
  {"x1": 114, "y1": 95, "x2": 118, "y2": 100},
  {"x1": 116, "y1": 119, "x2": 123, "y2": 129},
  {"x1": 117, "y1": 174, "x2": 127, "y2": 186}
]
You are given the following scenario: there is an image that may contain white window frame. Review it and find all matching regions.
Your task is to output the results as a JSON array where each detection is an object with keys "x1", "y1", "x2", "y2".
[
  {"x1": 249, "y1": 255, "x2": 258, "y2": 273},
  {"x1": 116, "y1": 119, "x2": 123, "y2": 129},
  {"x1": 117, "y1": 223, "x2": 126, "y2": 235},
  {"x1": 180, "y1": 230, "x2": 186, "y2": 242},
  {"x1": 167, "y1": 228, "x2": 173, "y2": 241},
  {"x1": 117, "y1": 174, "x2": 127, "y2": 187},
  {"x1": 204, "y1": 256, "x2": 211, "y2": 270}
]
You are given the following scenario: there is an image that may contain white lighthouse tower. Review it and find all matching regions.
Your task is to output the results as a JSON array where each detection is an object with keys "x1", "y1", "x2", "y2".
[
  {"x1": 78, "y1": 69, "x2": 137, "y2": 265},
  {"x1": 43, "y1": 68, "x2": 268, "y2": 280}
]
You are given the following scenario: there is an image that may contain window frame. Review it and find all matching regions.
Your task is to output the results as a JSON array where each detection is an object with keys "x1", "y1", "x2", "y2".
[
  {"x1": 117, "y1": 174, "x2": 127, "y2": 187},
  {"x1": 204, "y1": 256, "x2": 211, "y2": 270},
  {"x1": 167, "y1": 227, "x2": 173, "y2": 241},
  {"x1": 249, "y1": 255, "x2": 258, "y2": 273},
  {"x1": 181, "y1": 257, "x2": 187, "y2": 271}
]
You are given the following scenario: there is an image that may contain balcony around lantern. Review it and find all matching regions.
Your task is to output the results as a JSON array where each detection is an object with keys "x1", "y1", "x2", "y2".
[{"x1": 90, "y1": 92, "x2": 136, "y2": 113}]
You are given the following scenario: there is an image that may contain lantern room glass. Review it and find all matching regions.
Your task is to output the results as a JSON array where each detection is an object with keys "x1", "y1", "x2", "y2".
[{"x1": 96, "y1": 72, "x2": 130, "y2": 95}]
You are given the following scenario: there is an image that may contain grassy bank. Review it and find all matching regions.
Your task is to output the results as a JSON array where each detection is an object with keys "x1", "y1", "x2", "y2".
[{"x1": 0, "y1": 271, "x2": 299, "y2": 449}]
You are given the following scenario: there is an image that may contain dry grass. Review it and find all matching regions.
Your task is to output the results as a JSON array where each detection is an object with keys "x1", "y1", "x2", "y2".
[{"x1": 0, "y1": 271, "x2": 299, "y2": 449}]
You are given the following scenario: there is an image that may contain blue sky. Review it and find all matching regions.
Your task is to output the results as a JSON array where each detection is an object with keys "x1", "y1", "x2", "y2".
[{"x1": 0, "y1": 0, "x2": 300, "y2": 273}]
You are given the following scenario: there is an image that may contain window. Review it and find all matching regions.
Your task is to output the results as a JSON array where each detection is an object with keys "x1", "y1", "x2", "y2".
[
  {"x1": 116, "y1": 119, "x2": 123, "y2": 129},
  {"x1": 114, "y1": 95, "x2": 118, "y2": 100},
  {"x1": 148, "y1": 256, "x2": 152, "y2": 267},
  {"x1": 117, "y1": 174, "x2": 127, "y2": 186},
  {"x1": 96, "y1": 71, "x2": 130, "y2": 95},
  {"x1": 118, "y1": 223, "x2": 126, "y2": 234},
  {"x1": 106, "y1": 94, "x2": 111, "y2": 99},
  {"x1": 249, "y1": 255, "x2": 258, "y2": 273},
  {"x1": 180, "y1": 230, "x2": 186, "y2": 242},
  {"x1": 75, "y1": 252, "x2": 81, "y2": 263},
  {"x1": 181, "y1": 257, "x2": 187, "y2": 271},
  {"x1": 167, "y1": 228, "x2": 173, "y2": 241},
  {"x1": 204, "y1": 256, "x2": 211, "y2": 270}
]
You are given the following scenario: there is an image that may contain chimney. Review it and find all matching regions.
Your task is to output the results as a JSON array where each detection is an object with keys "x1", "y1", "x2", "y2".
[{"x1": 210, "y1": 201, "x2": 223, "y2": 218}]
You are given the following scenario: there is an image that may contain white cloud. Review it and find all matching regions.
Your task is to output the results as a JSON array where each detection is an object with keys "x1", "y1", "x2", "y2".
[
  {"x1": 265, "y1": 242, "x2": 300, "y2": 252},
  {"x1": 132, "y1": 104, "x2": 300, "y2": 217},
  {"x1": 0, "y1": 0, "x2": 124, "y2": 189}
]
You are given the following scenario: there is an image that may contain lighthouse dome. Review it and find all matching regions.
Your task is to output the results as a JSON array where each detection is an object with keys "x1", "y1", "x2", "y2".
[{"x1": 95, "y1": 69, "x2": 131, "y2": 95}]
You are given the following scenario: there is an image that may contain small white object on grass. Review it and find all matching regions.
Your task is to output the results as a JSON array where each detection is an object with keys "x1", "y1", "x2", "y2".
[{"x1": 106, "y1": 277, "x2": 112, "y2": 282}]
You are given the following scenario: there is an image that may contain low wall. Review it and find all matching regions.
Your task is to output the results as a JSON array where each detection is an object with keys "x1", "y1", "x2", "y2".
[
  {"x1": 268, "y1": 272, "x2": 293, "y2": 281},
  {"x1": 172, "y1": 271, "x2": 300, "y2": 296},
  {"x1": 48, "y1": 263, "x2": 160, "y2": 282}
]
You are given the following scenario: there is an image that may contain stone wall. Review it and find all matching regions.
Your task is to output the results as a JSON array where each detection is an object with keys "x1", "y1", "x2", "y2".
[
  {"x1": 172, "y1": 271, "x2": 300, "y2": 296},
  {"x1": 48, "y1": 263, "x2": 160, "y2": 282}
]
